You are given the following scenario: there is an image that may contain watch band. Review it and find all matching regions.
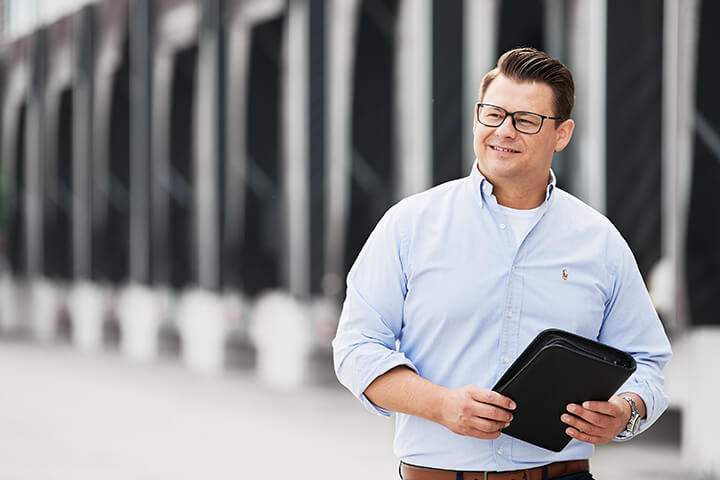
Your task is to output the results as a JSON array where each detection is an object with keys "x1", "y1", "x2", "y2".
[{"x1": 617, "y1": 395, "x2": 641, "y2": 439}]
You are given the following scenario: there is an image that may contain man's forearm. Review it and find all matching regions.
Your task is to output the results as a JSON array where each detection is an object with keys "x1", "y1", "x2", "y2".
[
  {"x1": 364, "y1": 366, "x2": 447, "y2": 423},
  {"x1": 365, "y1": 366, "x2": 516, "y2": 440}
]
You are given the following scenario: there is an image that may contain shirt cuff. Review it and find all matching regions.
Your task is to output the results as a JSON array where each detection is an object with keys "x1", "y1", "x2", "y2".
[{"x1": 612, "y1": 380, "x2": 667, "y2": 441}]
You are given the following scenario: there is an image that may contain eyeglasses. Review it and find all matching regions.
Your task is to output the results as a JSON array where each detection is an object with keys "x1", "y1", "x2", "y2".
[{"x1": 475, "y1": 103, "x2": 562, "y2": 135}]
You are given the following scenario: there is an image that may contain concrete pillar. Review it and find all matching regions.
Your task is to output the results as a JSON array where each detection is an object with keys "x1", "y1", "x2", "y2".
[
  {"x1": 660, "y1": 0, "x2": 718, "y2": 474},
  {"x1": 0, "y1": 37, "x2": 31, "y2": 334},
  {"x1": 323, "y1": 0, "x2": 360, "y2": 298},
  {"x1": 282, "y1": 0, "x2": 311, "y2": 299},
  {"x1": 178, "y1": 0, "x2": 226, "y2": 374},
  {"x1": 394, "y1": 0, "x2": 432, "y2": 198},
  {"x1": 660, "y1": 0, "x2": 700, "y2": 331},
  {"x1": 35, "y1": 18, "x2": 71, "y2": 342},
  {"x1": 25, "y1": 29, "x2": 45, "y2": 279},
  {"x1": 462, "y1": 0, "x2": 499, "y2": 170},
  {"x1": 128, "y1": 0, "x2": 152, "y2": 285},
  {"x1": 567, "y1": 0, "x2": 606, "y2": 213}
]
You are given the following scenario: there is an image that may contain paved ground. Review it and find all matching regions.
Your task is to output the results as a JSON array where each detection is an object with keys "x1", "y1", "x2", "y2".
[{"x1": 0, "y1": 339, "x2": 699, "y2": 479}]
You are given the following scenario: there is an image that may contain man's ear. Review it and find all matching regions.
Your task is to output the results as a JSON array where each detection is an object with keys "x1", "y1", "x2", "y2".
[{"x1": 554, "y1": 119, "x2": 575, "y2": 152}]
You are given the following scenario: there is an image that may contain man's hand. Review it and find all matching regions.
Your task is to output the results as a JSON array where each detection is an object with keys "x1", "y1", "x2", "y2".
[
  {"x1": 439, "y1": 386, "x2": 516, "y2": 439},
  {"x1": 561, "y1": 393, "x2": 645, "y2": 444}
]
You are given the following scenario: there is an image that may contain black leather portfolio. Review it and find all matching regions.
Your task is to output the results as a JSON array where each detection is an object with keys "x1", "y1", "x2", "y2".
[{"x1": 492, "y1": 328, "x2": 637, "y2": 452}]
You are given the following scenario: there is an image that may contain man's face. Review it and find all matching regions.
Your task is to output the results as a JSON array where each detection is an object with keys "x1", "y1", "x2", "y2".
[{"x1": 472, "y1": 75, "x2": 574, "y2": 191}]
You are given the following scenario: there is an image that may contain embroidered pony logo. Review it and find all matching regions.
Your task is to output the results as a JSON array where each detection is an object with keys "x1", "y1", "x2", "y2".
[{"x1": 562, "y1": 268, "x2": 569, "y2": 280}]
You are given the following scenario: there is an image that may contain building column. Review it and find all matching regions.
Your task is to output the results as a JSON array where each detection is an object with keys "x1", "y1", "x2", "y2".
[
  {"x1": 281, "y1": 0, "x2": 311, "y2": 299},
  {"x1": 462, "y1": 0, "x2": 499, "y2": 170},
  {"x1": 129, "y1": 0, "x2": 152, "y2": 285},
  {"x1": 323, "y1": 0, "x2": 360, "y2": 298},
  {"x1": 195, "y1": 0, "x2": 222, "y2": 292},
  {"x1": 661, "y1": 0, "x2": 700, "y2": 332},
  {"x1": 25, "y1": 29, "x2": 45, "y2": 279},
  {"x1": 567, "y1": 0, "x2": 606, "y2": 213},
  {"x1": 394, "y1": 0, "x2": 432, "y2": 198}
]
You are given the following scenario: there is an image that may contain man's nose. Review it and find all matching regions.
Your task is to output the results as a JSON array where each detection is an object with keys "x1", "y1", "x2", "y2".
[{"x1": 496, "y1": 115, "x2": 517, "y2": 137}]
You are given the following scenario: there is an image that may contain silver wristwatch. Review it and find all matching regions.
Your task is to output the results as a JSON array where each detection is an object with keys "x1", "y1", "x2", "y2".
[{"x1": 616, "y1": 395, "x2": 641, "y2": 439}]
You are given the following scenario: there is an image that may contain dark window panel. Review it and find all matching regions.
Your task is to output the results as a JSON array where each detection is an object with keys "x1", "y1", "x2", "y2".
[
  {"x1": 686, "y1": 0, "x2": 720, "y2": 326},
  {"x1": 432, "y1": 0, "x2": 463, "y2": 185},
  {"x1": 605, "y1": 0, "x2": 663, "y2": 279},
  {"x1": 347, "y1": 0, "x2": 398, "y2": 276},
  {"x1": 243, "y1": 17, "x2": 283, "y2": 295}
]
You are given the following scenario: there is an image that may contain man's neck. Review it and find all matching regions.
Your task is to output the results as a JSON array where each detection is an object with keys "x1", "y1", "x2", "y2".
[
  {"x1": 478, "y1": 165, "x2": 550, "y2": 210},
  {"x1": 493, "y1": 186, "x2": 546, "y2": 209}
]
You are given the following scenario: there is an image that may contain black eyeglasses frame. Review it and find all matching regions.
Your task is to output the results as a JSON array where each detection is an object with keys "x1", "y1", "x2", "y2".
[{"x1": 475, "y1": 102, "x2": 563, "y2": 135}]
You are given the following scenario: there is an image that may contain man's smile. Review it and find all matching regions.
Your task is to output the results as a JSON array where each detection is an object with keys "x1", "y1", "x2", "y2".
[{"x1": 489, "y1": 144, "x2": 521, "y2": 153}]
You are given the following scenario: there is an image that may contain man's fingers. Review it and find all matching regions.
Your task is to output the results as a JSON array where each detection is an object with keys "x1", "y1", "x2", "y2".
[
  {"x1": 444, "y1": 386, "x2": 516, "y2": 440},
  {"x1": 471, "y1": 388, "x2": 517, "y2": 410},
  {"x1": 579, "y1": 401, "x2": 617, "y2": 416},
  {"x1": 474, "y1": 402, "x2": 514, "y2": 423},
  {"x1": 564, "y1": 426, "x2": 606, "y2": 444},
  {"x1": 566, "y1": 404, "x2": 612, "y2": 427},
  {"x1": 469, "y1": 416, "x2": 508, "y2": 433},
  {"x1": 561, "y1": 413, "x2": 602, "y2": 436}
]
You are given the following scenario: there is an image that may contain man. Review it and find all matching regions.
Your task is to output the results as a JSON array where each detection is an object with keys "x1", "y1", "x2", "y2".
[{"x1": 333, "y1": 48, "x2": 671, "y2": 479}]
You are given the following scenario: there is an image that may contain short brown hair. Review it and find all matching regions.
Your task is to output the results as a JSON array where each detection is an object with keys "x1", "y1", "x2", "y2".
[{"x1": 479, "y1": 47, "x2": 575, "y2": 121}]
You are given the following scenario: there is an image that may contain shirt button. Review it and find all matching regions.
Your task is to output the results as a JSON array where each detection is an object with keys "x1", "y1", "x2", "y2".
[
  {"x1": 511, "y1": 266, "x2": 516, "y2": 273},
  {"x1": 497, "y1": 448, "x2": 504, "y2": 455},
  {"x1": 499, "y1": 223, "x2": 506, "y2": 229},
  {"x1": 506, "y1": 311, "x2": 513, "y2": 318},
  {"x1": 504, "y1": 357, "x2": 510, "y2": 364}
]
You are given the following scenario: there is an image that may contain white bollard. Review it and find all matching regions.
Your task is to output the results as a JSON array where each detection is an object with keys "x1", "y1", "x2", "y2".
[
  {"x1": 309, "y1": 295, "x2": 341, "y2": 347},
  {"x1": 116, "y1": 283, "x2": 163, "y2": 363},
  {"x1": 251, "y1": 290, "x2": 313, "y2": 390},
  {"x1": 177, "y1": 289, "x2": 227, "y2": 375},
  {"x1": 67, "y1": 282, "x2": 106, "y2": 352},
  {"x1": 683, "y1": 327, "x2": 720, "y2": 475},
  {"x1": 30, "y1": 278, "x2": 63, "y2": 342},
  {"x1": 0, "y1": 274, "x2": 20, "y2": 333}
]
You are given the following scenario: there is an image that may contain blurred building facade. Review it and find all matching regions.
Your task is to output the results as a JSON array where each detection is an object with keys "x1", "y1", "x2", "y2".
[{"x1": 0, "y1": 0, "x2": 718, "y2": 474}]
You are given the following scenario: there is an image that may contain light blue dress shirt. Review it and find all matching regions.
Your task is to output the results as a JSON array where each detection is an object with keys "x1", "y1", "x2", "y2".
[{"x1": 333, "y1": 162, "x2": 672, "y2": 471}]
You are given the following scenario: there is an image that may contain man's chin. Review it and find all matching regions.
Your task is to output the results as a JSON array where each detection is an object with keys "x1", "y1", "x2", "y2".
[{"x1": 477, "y1": 161, "x2": 520, "y2": 180}]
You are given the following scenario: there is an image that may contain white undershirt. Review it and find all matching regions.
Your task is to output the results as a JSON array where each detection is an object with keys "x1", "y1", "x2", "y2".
[{"x1": 497, "y1": 203, "x2": 544, "y2": 247}]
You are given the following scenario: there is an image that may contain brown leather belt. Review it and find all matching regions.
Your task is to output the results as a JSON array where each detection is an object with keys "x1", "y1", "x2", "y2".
[{"x1": 400, "y1": 459, "x2": 590, "y2": 480}]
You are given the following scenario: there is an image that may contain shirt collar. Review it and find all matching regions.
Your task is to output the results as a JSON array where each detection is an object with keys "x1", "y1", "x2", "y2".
[{"x1": 469, "y1": 159, "x2": 557, "y2": 208}]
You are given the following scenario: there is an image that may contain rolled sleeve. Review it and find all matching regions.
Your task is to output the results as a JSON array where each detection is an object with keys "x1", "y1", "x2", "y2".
[
  {"x1": 599, "y1": 229, "x2": 672, "y2": 439},
  {"x1": 332, "y1": 204, "x2": 417, "y2": 417},
  {"x1": 615, "y1": 375, "x2": 669, "y2": 439}
]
